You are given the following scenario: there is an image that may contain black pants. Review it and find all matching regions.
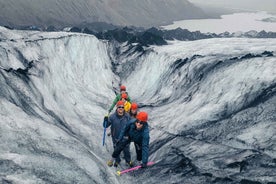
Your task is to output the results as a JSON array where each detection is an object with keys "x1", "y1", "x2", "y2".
[
  {"x1": 112, "y1": 139, "x2": 142, "y2": 162},
  {"x1": 112, "y1": 139, "x2": 131, "y2": 163},
  {"x1": 134, "y1": 143, "x2": 142, "y2": 161}
]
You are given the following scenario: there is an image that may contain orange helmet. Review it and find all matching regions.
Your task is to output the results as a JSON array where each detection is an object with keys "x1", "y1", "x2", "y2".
[
  {"x1": 131, "y1": 103, "x2": 138, "y2": 110},
  {"x1": 136, "y1": 111, "x2": 148, "y2": 122},
  {"x1": 121, "y1": 93, "x2": 128, "y2": 99},
  {"x1": 116, "y1": 100, "x2": 124, "y2": 107},
  {"x1": 120, "y1": 85, "x2": 126, "y2": 91}
]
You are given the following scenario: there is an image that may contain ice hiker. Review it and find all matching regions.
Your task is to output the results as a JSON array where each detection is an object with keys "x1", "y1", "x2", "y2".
[
  {"x1": 107, "y1": 111, "x2": 150, "y2": 168},
  {"x1": 108, "y1": 85, "x2": 131, "y2": 114},
  {"x1": 129, "y1": 102, "x2": 138, "y2": 118},
  {"x1": 104, "y1": 100, "x2": 132, "y2": 167},
  {"x1": 121, "y1": 93, "x2": 131, "y2": 113}
]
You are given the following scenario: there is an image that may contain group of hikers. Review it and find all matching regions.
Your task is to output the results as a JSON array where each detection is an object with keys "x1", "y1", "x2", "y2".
[{"x1": 103, "y1": 85, "x2": 150, "y2": 169}]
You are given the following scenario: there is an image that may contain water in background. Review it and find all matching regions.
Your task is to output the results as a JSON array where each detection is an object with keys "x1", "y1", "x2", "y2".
[{"x1": 161, "y1": 11, "x2": 276, "y2": 34}]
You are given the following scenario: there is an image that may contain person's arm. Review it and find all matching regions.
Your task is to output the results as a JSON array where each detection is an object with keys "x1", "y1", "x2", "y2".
[
  {"x1": 103, "y1": 114, "x2": 112, "y2": 128},
  {"x1": 118, "y1": 119, "x2": 135, "y2": 141},
  {"x1": 108, "y1": 94, "x2": 120, "y2": 113},
  {"x1": 126, "y1": 92, "x2": 132, "y2": 102},
  {"x1": 127, "y1": 96, "x2": 131, "y2": 103}
]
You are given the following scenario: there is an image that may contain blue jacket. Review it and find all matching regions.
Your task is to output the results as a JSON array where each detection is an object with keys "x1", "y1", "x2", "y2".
[
  {"x1": 119, "y1": 119, "x2": 150, "y2": 164},
  {"x1": 103, "y1": 112, "x2": 130, "y2": 143}
]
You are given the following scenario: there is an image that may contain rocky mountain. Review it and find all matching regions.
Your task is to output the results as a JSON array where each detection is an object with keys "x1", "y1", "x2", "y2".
[
  {"x1": 0, "y1": 0, "x2": 206, "y2": 29},
  {"x1": 64, "y1": 26, "x2": 276, "y2": 47}
]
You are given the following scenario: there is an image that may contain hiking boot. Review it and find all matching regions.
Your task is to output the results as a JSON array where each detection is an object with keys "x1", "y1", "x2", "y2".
[
  {"x1": 126, "y1": 161, "x2": 133, "y2": 167},
  {"x1": 113, "y1": 162, "x2": 119, "y2": 167},
  {"x1": 107, "y1": 160, "x2": 113, "y2": 167}
]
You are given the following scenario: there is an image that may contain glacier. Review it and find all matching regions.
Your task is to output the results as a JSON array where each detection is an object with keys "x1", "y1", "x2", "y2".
[{"x1": 0, "y1": 26, "x2": 275, "y2": 184}]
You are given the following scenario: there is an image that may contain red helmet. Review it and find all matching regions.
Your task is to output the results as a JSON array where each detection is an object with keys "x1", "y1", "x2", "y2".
[
  {"x1": 131, "y1": 103, "x2": 138, "y2": 110},
  {"x1": 120, "y1": 85, "x2": 126, "y2": 91},
  {"x1": 116, "y1": 100, "x2": 124, "y2": 107},
  {"x1": 121, "y1": 93, "x2": 128, "y2": 99},
  {"x1": 136, "y1": 111, "x2": 148, "y2": 122}
]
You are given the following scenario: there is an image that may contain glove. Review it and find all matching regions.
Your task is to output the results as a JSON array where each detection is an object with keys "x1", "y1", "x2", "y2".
[
  {"x1": 104, "y1": 116, "x2": 108, "y2": 122},
  {"x1": 141, "y1": 163, "x2": 147, "y2": 168}
]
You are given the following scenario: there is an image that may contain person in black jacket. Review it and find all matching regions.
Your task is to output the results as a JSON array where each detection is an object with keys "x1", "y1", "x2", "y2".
[
  {"x1": 107, "y1": 111, "x2": 150, "y2": 168},
  {"x1": 104, "y1": 100, "x2": 131, "y2": 167}
]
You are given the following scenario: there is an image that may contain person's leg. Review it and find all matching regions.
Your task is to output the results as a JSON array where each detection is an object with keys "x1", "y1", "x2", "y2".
[
  {"x1": 112, "y1": 140, "x2": 130, "y2": 159},
  {"x1": 112, "y1": 141, "x2": 121, "y2": 164},
  {"x1": 123, "y1": 143, "x2": 132, "y2": 166},
  {"x1": 134, "y1": 143, "x2": 142, "y2": 162},
  {"x1": 108, "y1": 141, "x2": 125, "y2": 167}
]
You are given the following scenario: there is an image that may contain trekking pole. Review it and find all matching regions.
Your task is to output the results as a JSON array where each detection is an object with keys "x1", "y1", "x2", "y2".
[{"x1": 102, "y1": 114, "x2": 108, "y2": 146}]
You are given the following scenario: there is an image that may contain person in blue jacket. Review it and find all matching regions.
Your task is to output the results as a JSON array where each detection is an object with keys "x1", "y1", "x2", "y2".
[
  {"x1": 104, "y1": 100, "x2": 132, "y2": 167},
  {"x1": 107, "y1": 111, "x2": 150, "y2": 168}
]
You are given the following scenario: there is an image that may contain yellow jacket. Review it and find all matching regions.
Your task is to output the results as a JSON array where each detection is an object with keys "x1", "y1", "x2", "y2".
[{"x1": 124, "y1": 101, "x2": 131, "y2": 112}]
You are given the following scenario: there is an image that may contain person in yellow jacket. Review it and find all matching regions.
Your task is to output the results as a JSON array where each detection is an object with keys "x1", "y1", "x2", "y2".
[
  {"x1": 121, "y1": 93, "x2": 131, "y2": 113},
  {"x1": 108, "y1": 85, "x2": 131, "y2": 114}
]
